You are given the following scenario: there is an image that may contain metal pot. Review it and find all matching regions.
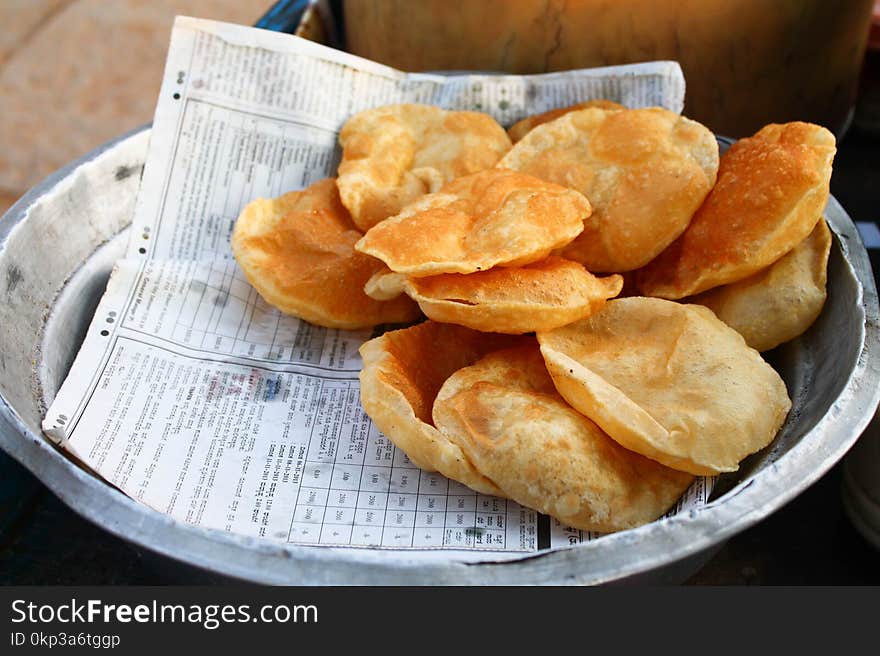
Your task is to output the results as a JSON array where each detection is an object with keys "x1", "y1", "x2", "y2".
[{"x1": 0, "y1": 125, "x2": 878, "y2": 584}]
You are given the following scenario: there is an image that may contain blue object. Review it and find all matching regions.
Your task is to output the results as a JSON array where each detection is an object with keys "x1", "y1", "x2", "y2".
[{"x1": 255, "y1": 0, "x2": 312, "y2": 33}]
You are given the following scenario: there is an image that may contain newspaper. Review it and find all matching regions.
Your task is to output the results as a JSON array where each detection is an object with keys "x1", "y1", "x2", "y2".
[{"x1": 44, "y1": 16, "x2": 707, "y2": 559}]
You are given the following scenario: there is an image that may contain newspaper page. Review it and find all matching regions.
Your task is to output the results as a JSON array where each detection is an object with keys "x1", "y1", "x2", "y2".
[{"x1": 44, "y1": 16, "x2": 702, "y2": 559}]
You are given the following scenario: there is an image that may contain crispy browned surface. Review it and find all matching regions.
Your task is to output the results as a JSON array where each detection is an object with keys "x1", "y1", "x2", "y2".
[
  {"x1": 499, "y1": 107, "x2": 718, "y2": 272},
  {"x1": 355, "y1": 168, "x2": 590, "y2": 276},
  {"x1": 337, "y1": 104, "x2": 512, "y2": 230},
  {"x1": 359, "y1": 322, "x2": 524, "y2": 493},
  {"x1": 638, "y1": 122, "x2": 836, "y2": 299},
  {"x1": 231, "y1": 178, "x2": 420, "y2": 329},
  {"x1": 507, "y1": 99, "x2": 625, "y2": 142},
  {"x1": 432, "y1": 344, "x2": 694, "y2": 532},
  {"x1": 404, "y1": 256, "x2": 622, "y2": 333},
  {"x1": 692, "y1": 218, "x2": 831, "y2": 352},
  {"x1": 537, "y1": 297, "x2": 792, "y2": 475}
]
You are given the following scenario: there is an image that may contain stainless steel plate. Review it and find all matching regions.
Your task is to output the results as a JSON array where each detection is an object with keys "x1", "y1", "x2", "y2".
[{"x1": 0, "y1": 125, "x2": 878, "y2": 584}]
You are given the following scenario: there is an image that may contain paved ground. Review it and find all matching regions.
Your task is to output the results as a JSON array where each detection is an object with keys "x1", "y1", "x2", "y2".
[{"x1": 0, "y1": 0, "x2": 263, "y2": 215}]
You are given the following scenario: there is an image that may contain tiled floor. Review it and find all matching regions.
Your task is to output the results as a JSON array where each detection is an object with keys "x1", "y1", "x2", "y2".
[{"x1": 0, "y1": 0, "x2": 264, "y2": 215}]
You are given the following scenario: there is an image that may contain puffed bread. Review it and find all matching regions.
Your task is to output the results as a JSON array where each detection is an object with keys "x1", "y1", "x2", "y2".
[
  {"x1": 358, "y1": 321, "x2": 524, "y2": 495},
  {"x1": 638, "y1": 122, "x2": 836, "y2": 299},
  {"x1": 499, "y1": 107, "x2": 718, "y2": 272},
  {"x1": 537, "y1": 297, "x2": 791, "y2": 475},
  {"x1": 692, "y1": 218, "x2": 831, "y2": 352},
  {"x1": 507, "y1": 99, "x2": 625, "y2": 142},
  {"x1": 403, "y1": 256, "x2": 622, "y2": 334},
  {"x1": 231, "y1": 178, "x2": 420, "y2": 329},
  {"x1": 355, "y1": 168, "x2": 590, "y2": 276},
  {"x1": 337, "y1": 104, "x2": 512, "y2": 230},
  {"x1": 432, "y1": 344, "x2": 694, "y2": 532}
]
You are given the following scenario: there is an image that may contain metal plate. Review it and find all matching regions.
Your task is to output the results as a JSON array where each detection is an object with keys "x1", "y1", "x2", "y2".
[{"x1": 0, "y1": 125, "x2": 878, "y2": 584}]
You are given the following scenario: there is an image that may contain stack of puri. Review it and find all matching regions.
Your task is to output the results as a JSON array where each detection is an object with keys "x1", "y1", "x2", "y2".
[{"x1": 230, "y1": 99, "x2": 836, "y2": 534}]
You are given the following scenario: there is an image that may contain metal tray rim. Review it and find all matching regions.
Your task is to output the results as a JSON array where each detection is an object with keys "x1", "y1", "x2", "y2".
[{"x1": 1, "y1": 125, "x2": 877, "y2": 585}]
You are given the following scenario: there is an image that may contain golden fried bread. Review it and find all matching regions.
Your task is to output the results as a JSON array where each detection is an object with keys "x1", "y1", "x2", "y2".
[
  {"x1": 638, "y1": 122, "x2": 836, "y2": 299},
  {"x1": 432, "y1": 344, "x2": 694, "y2": 532},
  {"x1": 404, "y1": 256, "x2": 623, "y2": 334},
  {"x1": 358, "y1": 321, "x2": 524, "y2": 494},
  {"x1": 692, "y1": 218, "x2": 831, "y2": 352},
  {"x1": 537, "y1": 297, "x2": 791, "y2": 475},
  {"x1": 499, "y1": 107, "x2": 719, "y2": 272},
  {"x1": 507, "y1": 99, "x2": 625, "y2": 142},
  {"x1": 231, "y1": 178, "x2": 420, "y2": 329},
  {"x1": 337, "y1": 104, "x2": 512, "y2": 230},
  {"x1": 354, "y1": 168, "x2": 590, "y2": 276}
]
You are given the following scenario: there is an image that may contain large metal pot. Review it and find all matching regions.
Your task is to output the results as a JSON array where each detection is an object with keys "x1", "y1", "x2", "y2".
[{"x1": 0, "y1": 125, "x2": 878, "y2": 584}]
